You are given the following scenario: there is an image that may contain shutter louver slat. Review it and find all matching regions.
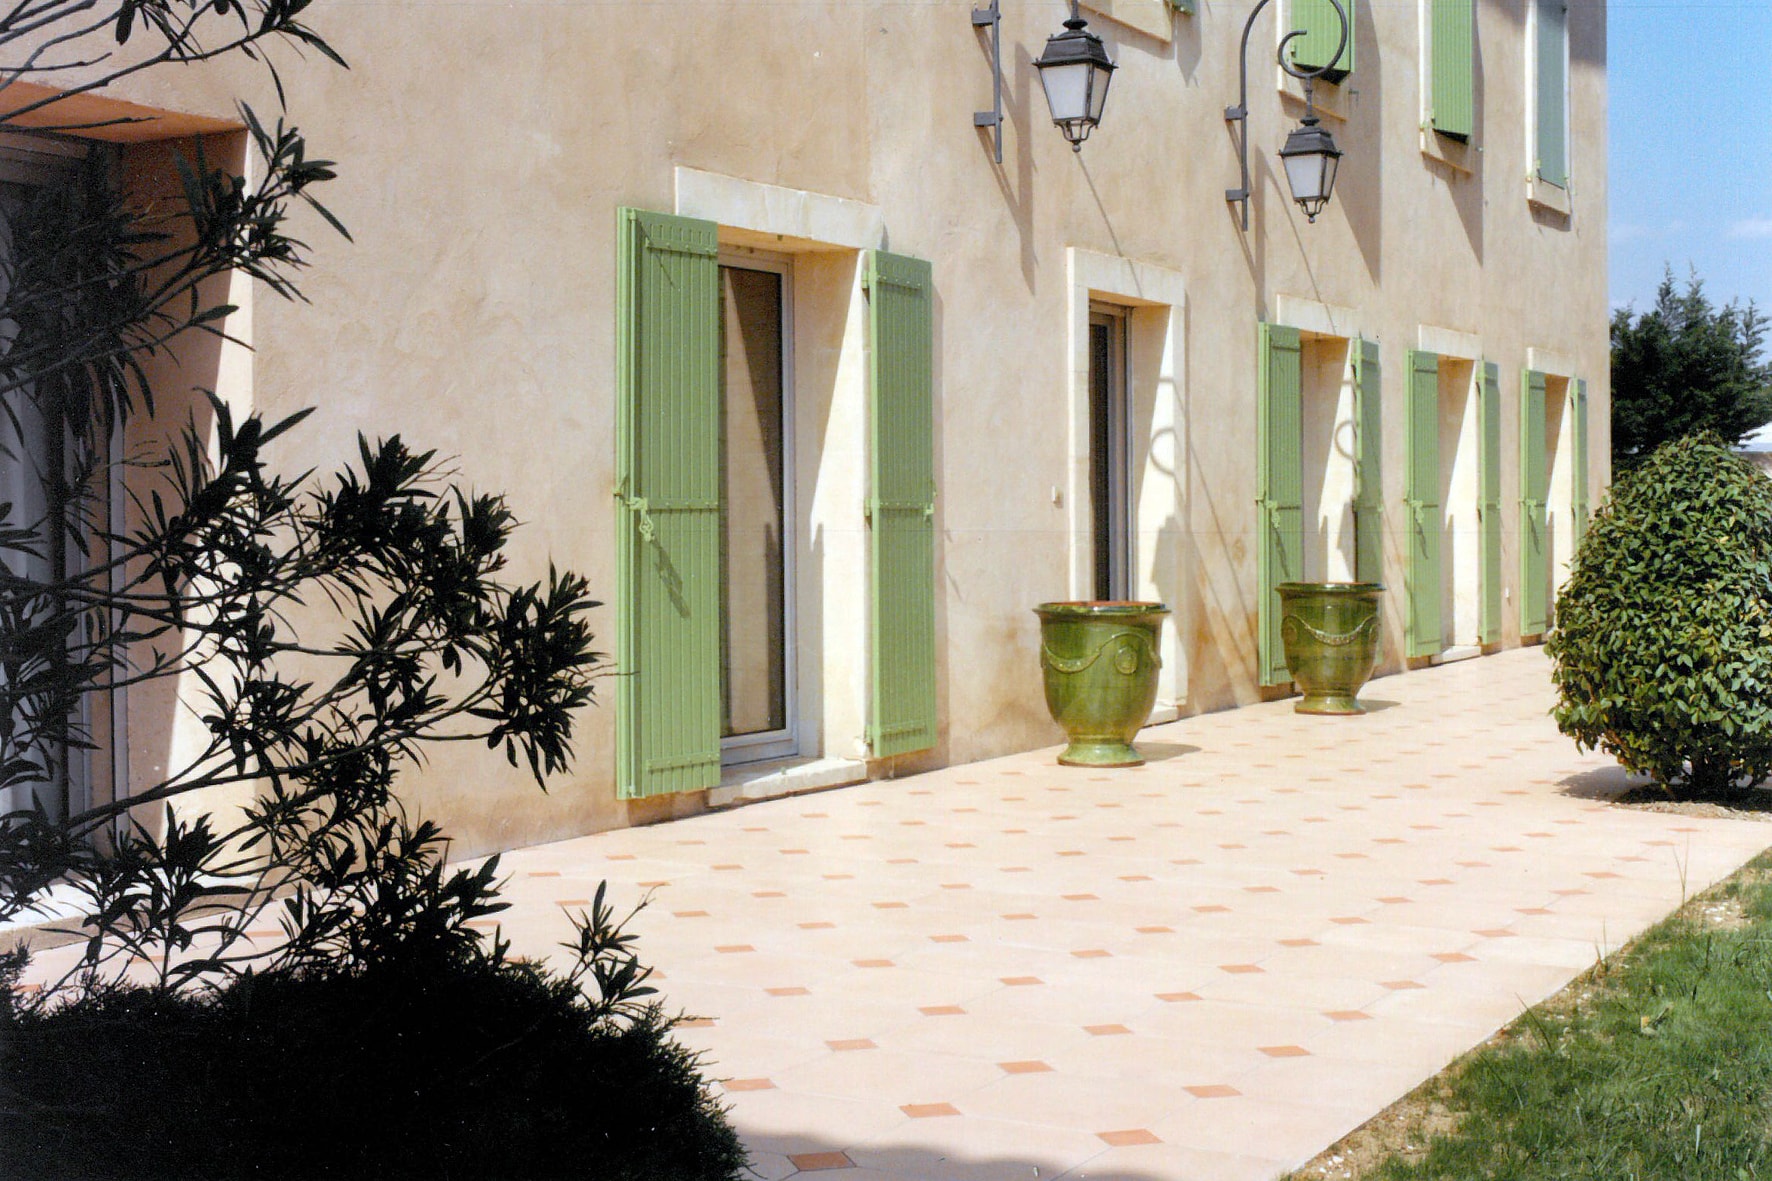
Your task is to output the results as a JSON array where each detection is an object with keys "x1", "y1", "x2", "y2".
[
  {"x1": 1405, "y1": 351, "x2": 1443, "y2": 659},
  {"x1": 1479, "y1": 361, "x2": 1503, "y2": 645},
  {"x1": 1431, "y1": 0, "x2": 1474, "y2": 139},
  {"x1": 866, "y1": 250, "x2": 937, "y2": 759},
  {"x1": 616, "y1": 208, "x2": 723, "y2": 799},
  {"x1": 1520, "y1": 369, "x2": 1550, "y2": 636},
  {"x1": 1536, "y1": 0, "x2": 1568, "y2": 186},
  {"x1": 1258, "y1": 323, "x2": 1304, "y2": 688},
  {"x1": 1288, "y1": 0, "x2": 1354, "y2": 77}
]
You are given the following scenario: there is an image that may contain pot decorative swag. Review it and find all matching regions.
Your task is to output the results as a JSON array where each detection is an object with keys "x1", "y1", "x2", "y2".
[
  {"x1": 1035, "y1": 601, "x2": 1169, "y2": 766},
  {"x1": 1276, "y1": 581, "x2": 1383, "y2": 715}
]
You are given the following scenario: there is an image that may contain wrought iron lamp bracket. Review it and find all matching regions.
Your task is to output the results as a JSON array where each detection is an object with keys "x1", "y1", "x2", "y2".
[
  {"x1": 973, "y1": 0, "x2": 1004, "y2": 164},
  {"x1": 1224, "y1": 0, "x2": 1349, "y2": 231}
]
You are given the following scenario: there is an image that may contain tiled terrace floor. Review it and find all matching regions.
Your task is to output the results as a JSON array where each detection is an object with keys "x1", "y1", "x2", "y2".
[
  {"x1": 28, "y1": 650, "x2": 1764, "y2": 1180},
  {"x1": 475, "y1": 648, "x2": 1772, "y2": 1180}
]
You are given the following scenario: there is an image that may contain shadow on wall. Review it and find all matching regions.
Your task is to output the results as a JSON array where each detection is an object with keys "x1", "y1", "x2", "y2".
[
  {"x1": 1334, "y1": 0, "x2": 1383, "y2": 285},
  {"x1": 981, "y1": 36, "x2": 1040, "y2": 295},
  {"x1": 117, "y1": 132, "x2": 239, "y2": 839}
]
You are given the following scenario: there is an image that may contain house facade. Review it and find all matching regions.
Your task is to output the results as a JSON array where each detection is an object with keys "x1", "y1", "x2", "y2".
[{"x1": 5, "y1": 0, "x2": 1608, "y2": 856}]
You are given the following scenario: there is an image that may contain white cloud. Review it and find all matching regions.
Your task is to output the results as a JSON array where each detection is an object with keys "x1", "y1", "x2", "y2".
[{"x1": 1729, "y1": 217, "x2": 1772, "y2": 239}]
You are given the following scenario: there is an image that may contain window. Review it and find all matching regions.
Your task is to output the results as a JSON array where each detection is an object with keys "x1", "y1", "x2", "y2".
[
  {"x1": 1426, "y1": 0, "x2": 1474, "y2": 140},
  {"x1": 1533, "y1": 0, "x2": 1568, "y2": 188}
]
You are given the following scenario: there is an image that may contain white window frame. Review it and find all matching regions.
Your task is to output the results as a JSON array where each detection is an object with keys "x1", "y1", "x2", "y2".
[{"x1": 716, "y1": 247, "x2": 800, "y2": 767}]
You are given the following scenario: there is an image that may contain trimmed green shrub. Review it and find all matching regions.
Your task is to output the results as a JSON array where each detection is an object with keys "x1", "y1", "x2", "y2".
[{"x1": 1548, "y1": 432, "x2": 1772, "y2": 796}]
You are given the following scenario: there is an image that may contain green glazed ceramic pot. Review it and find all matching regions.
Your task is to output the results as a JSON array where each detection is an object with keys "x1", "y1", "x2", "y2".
[
  {"x1": 1034, "y1": 601, "x2": 1169, "y2": 766},
  {"x1": 1276, "y1": 581, "x2": 1384, "y2": 715}
]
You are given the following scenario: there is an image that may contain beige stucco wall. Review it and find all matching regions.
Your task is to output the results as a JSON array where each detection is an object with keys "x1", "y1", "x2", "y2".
[{"x1": 55, "y1": 0, "x2": 1607, "y2": 856}]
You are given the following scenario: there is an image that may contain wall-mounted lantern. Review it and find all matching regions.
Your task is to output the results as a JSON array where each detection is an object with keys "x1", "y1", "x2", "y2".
[
  {"x1": 1033, "y1": 1, "x2": 1117, "y2": 152},
  {"x1": 1224, "y1": 0, "x2": 1350, "y2": 228}
]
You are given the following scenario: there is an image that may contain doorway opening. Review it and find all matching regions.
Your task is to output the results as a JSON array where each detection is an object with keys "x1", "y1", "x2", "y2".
[
  {"x1": 1088, "y1": 303, "x2": 1131, "y2": 601},
  {"x1": 1438, "y1": 358, "x2": 1482, "y2": 654},
  {"x1": 1299, "y1": 334, "x2": 1356, "y2": 582},
  {"x1": 718, "y1": 255, "x2": 797, "y2": 765}
]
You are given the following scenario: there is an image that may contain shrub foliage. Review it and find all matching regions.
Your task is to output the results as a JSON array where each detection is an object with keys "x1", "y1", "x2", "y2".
[{"x1": 1548, "y1": 433, "x2": 1772, "y2": 796}]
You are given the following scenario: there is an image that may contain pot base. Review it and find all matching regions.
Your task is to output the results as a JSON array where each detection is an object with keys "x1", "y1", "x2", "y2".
[
  {"x1": 1057, "y1": 740, "x2": 1145, "y2": 768},
  {"x1": 1295, "y1": 693, "x2": 1363, "y2": 716}
]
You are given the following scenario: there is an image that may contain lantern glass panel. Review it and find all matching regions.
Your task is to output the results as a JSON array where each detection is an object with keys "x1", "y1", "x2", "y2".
[
  {"x1": 1087, "y1": 63, "x2": 1113, "y2": 122},
  {"x1": 1040, "y1": 60, "x2": 1093, "y2": 125}
]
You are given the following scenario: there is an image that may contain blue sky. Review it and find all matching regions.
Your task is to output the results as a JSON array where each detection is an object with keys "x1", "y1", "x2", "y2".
[{"x1": 1608, "y1": 1, "x2": 1772, "y2": 317}]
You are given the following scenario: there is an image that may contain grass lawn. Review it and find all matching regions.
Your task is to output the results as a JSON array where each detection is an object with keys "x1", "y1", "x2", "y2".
[{"x1": 1290, "y1": 848, "x2": 1772, "y2": 1181}]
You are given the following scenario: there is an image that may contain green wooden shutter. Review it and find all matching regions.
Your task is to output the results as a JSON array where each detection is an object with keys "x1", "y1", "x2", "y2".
[
  {"x1": 615, "y1": 208, "x2": 722, "y2": 798},
  {"x1": 1289, "y1": 0, "x2": 1354, "y2": 77},
  {"x1": 1535, "y1": 0, "x2": 1567, "y2": 186},
  {"x1": 1571, "y1": 377, "x2": 1590, "y2": 548},
  {"x1": 1258, "y1": 323, "x2": 1303, "y2": 688},
  {"x1": 1430, "y1": 0, "x2": 1474, "y2": 139},
  {"x1": 1520, "y1": 369, "x2": 1549, "y2": 635},
  {"x1": 1353, "y1": 337, "x2": 1383, "y2": 584},
  {"x1": 865, "y1": 249, "x2": 937, "y2": 758},
  {"x1": 1479, "y1": 361, "x2": 1503, "y2": 645},
  {"x1": 1405, "y1": 351, "x2": 1443, "y2": 659}
]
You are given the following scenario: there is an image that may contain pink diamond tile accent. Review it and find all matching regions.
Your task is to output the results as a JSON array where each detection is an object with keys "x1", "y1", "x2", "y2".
[
  {"x1": 1136, "y1": 925, "x2": 1176, "y2": 935},
  {"x1": 799, "y1": 921, "x2": 836, "y2": 930},
  {"x1": 823, "y1": 873, "x2": 855, "y2": 881},
  {"x1": 1000, "y1": 1060, "x2": 1054, "y2": 1074},
  {"x1": 1003, "y1": 913, "x2": 1037, "y2": 921},
  {"x1": 1433, "y1": 952, "x2": 1477, "y2": 963},
  {"x1": 1245, "y1": 886, "x2": 1281, "y2": 894},
  {"x1": 873, "y1": 901, "x2": 909, "y2": 910},
  {"x1": 1194, "y1": 905, "x2": 1232, "y2": 914},
  {"x1": 1098, "y1": 1129, "x2": 1161, "y2": 1147},
  {"x1": 930, "y1": 934, "x2": 969, "y2": 944},
  {"x1": 1474, "y1": 929, "x2": 1515, "y2": 938},
  {"x1": 1278, "y1": 938, "x2": 1319, "y2": 948},
  {"x1": 1381, "y1": 980, "x2": 1426, "y2": 991},
  {"x1": 1001, "y1": 976, "x2": 1043, "y2": 986},
  {"x1": 1120, "y1": 874, "x2": 1153, "y2": 882},
  {"x1": 1157, "y1": 992, "x2": 1203, "y2": 1003},
  {"x1": 940, "y1": 883, "x2": 972, "y2": 890},
  {"x1": 679, "y1": 1018, "x2": 716, "y2": 1029},
  {"x1": 605, "y1": 854, "x2": 635, "y2": 862},
  {"x1": 853, "y1": 959, "x2": 895, "y2": 968},
  {"x1": 1085, "y1": 1024, "x2": 1133, "y2": 1036},
  {"x1": 1259, "y1": 1045, "x2": 1311, "y2": 1058},
  {"x1": 902, "y1": 1103, "x2": 962, "y2": 1119},
  {"x1": 716, "y1": 945, "x2": 755, "y2": 954},
  {"x1": 724, "y1": 1078, "x2": 775, "y2": 1092},
  {"x1": 752, "y1": 890, "x2": 785, "y2": 898},
  {"x1": 767, "y1": 986, "x2": 810, "y2": 997},
  {"x1": 1323, "y1": 1010, "x2": 1371, "y2": 1022},
  {"x1": 674, "y1": 909, "x2": 709, "y2": 918},
  {"x1": 1420, "y1": 878, "x2": 1455, "y2": 886},
  {"x1": 714, "y1": 864, "x2": 743, "y2": 871},
  {"x1": 789, "y1": 1151, "x2": 855, "y2": 1171},
  {"x1": 920, "y1": 1005, "x2": 966, "y2": 1017},
  {"x1": 1219, "y1": 964, "x2": 1264, "y2": 975},
  {"x1": 1516, "y1": 907, "x2": 1554, "y2": 916},
  {"x1": 1063, "y1": 893, "x2": 1100, "y2": 901},
  {"x1": 1072, "y1": 949, "x2": 1112, "y2": 959},
  {"x1": 1173, "y1": 857, "x2": 1203, "y2": 866},
  {"x1": 526, "y1": 870, "x2": 560, "y2": 878},
  {"x1": 1185, "y1": 1084, "x2": 1242, "y2": 1099},
  {"x1": 827, "y1": 1039, "x2": 876, "y2": 1052},
  {"x1": 1378, "y1": 896, "x2": 1412, "y2": 905},
  {"x1": 1330, "y1": 916, "x2": 1370, "y2": 925}
]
